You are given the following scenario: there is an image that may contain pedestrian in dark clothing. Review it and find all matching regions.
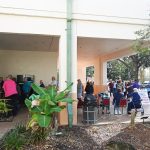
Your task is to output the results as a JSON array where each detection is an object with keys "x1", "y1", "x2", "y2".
[
  {"x1": 132, "y1": 79, "x2": 140, "y2": 89},
  {"x1": 40, "y1": 80, "x2": 45, "y2": 88},
  {"x1": 85, "y1": 81, "x2": 94, "y2": 95},
  {"x1": 113, "y1": 89, "x2": 124, "y2": 114},
  {"x1": 108, "y1": 79, "x2": 114, "y2": 96},
  {"x1": 126, "y1": 81, "x2": 133, "y2": 98},
  {"x1": 127, "y1": 88, "x2": 141, "y2": 114}
]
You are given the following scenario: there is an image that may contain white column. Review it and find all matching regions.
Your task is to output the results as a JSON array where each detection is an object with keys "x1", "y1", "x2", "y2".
[
  {"x1": 59, "y1": 33, "x2": 67, "y2": 91},
  {"x1": 71, "y1": 21, "x2": 77, "y2": 96},
  {"x1": 71, "y1": 21, "x2": 78, "y2": 125},
  {"x1": 103, "y1": 62, "x2": 107, "y2": 84}
]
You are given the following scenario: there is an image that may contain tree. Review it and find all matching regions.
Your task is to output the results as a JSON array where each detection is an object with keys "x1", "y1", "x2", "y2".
[
  {"x1": 107, "y1": 60, "x2": 129, "y2": 80},
  {"x1": 108, "y1": 26, "x2": 150, "y2": 80}
]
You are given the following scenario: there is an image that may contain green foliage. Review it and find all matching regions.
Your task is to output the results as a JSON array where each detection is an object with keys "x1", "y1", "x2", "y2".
[
  {"x1": 0, "y1": 100, "x2": 12, "y2": 113},
  {"x1": 107, "y1": 26, "x2": 150, "y2": 80},
  {"x1": 86, "y1": 66, "x2": 94, "y2": 77},
  {"x1": 27, "y1": 128, "x2": 49, "y2": 145},
  {"x1": 25, "y1": 82, "x2": 73, "y2": 129},
  {"x1": 1, "y1": 124, "x2": 27, "y2": 150},
  {"x1": 107, "y1": 60, "x2": 129, "y2": 81}
]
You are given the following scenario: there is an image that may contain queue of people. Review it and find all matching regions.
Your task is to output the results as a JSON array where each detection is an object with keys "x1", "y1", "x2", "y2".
[
  {"x1": 0, "y1": 74, "x2": 58, "y2": 117},
  {"x1": 77, "y1": 78, "x2": 143, "y2": 115},
  {"x1": 108, "y1": 78, "x2": 141, "y2": 98},
  {"x1": 108, "y1": 78, "x2": 142, "y2": 115},
  {"x1": 0, "y1": 74, "x2": 143, "y2": 117}
]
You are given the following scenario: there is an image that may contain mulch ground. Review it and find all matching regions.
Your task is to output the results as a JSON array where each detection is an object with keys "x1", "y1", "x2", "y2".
[{"x1": 24, "y1": 122, "x2": 150, "y2": 150}]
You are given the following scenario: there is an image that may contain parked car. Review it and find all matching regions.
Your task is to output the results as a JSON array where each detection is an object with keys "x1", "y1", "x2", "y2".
[
  {"x1": 142, "y1": 81, "x2": 150, "y2": 87},
  {"x1": 141, "y1": 81, "x2": 150, "y2": 98}
]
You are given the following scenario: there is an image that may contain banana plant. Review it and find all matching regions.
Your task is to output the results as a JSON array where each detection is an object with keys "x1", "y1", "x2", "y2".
[{"x1": 25, "y1": 82, "x2": 73, "y2": 129}]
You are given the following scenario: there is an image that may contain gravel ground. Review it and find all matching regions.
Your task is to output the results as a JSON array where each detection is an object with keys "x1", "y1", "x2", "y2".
[
  {"x1": 24, "y1": 123, "x2": 129, "y2": 150},
  {"x1": 1, "y1": 122, "x2": 150, "y2": 150},
  {"x1": 24, "y1": 123, "x2": 150, "y2": 150}
]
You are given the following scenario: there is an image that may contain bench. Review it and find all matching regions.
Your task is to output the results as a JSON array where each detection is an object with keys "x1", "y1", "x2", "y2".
[{"x1": 140, "y1": 116, "x2": 149, "y2": 123}]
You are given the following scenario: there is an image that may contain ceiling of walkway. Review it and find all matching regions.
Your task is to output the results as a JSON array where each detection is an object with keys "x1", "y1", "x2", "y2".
[
  {"x1": 0, "y1": 33, "x2": 59, "y2": 52},
  {"x1": 78, "y1": 37, "x2": 133, "y2": 60},
  {"x1": 0, "y1": 33, "x2": 133, "y2": 60}
]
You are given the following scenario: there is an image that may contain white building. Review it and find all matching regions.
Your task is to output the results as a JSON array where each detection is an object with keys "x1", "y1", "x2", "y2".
[{"x1": 0, "y1": 0, "x2": 149, "y2": 125}]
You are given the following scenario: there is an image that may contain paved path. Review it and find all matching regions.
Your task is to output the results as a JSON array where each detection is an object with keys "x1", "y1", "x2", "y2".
[
  {"x1": 78, "y1": 98, "x2": 150, "y2": 125},
  {"x1": 0, "y1": 107, "x2": 28, "y2": 138}
]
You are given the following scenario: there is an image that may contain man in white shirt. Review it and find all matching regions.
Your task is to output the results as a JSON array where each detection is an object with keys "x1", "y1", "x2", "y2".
[{"x1": 50, "y1": 76, "x2": 57, "y2": 86}]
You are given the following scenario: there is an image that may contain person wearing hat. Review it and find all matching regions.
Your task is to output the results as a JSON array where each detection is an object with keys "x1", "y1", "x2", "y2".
[{"x1": 127, "y1": 88, "x2": 141, "y2": 114}]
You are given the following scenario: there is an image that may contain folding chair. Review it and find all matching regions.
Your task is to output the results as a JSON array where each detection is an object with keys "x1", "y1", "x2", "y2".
[
  {"x1": 119, "y1": 98, "x2": 127, "y2": 114},
  {"x1": 102, "y1": 98, "x2": 110, "y2": 114}
]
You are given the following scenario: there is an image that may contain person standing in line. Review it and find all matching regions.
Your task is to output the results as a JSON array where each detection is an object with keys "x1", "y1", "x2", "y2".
[
  {"x1": 108, "y1": 79, "x2": 114, "y2": 97},
  {"x1": 50, "y1": 76, "x2": 57, "y2": 86},
  {"x1": 113, "y1": 80, "x2": 117, "y2": 95},
  {"x1": 116, "y1": 78, "x2": 124, "y2": 92},
  {"x1": 22, "y1": 77, "x2": 31, "y2": 99},
  {"x1": 127, "y1": 88, "x2": 141, "y2": 114},
  {"x1": 3, "y1": 75, "x2": 18, "y2": 116},
  {"x1": 0, "y1": 77, "x2": 4, "y2": 90},
  {"x1": 113, "y1": 89, "x2": 124, "y2": 114},
  {"x1": 85, "y1": 81, "x2": 94, "y2": 95},
  {"x1": 132, "y1": 79, "x2": 140, "y2": 89},
  {"x1": 77, "y1": 79, "x2": 84, "y2": 108},
  {"x1": 39, "y1": 80, "x2": 45, "y2": 88},
  {"x1": 0, "y1": 77, "x2": 4, "y2": 98}
]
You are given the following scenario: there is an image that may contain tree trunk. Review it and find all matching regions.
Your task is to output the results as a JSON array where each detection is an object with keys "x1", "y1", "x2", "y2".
[{"x1": 132, "y1": 62, "x2": 139, "y2": 80}]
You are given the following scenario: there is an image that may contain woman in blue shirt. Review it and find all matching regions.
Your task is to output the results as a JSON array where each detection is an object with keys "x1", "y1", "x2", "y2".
[{"x1": 127, "y1": 88, "x2": 141, "y2": 114}]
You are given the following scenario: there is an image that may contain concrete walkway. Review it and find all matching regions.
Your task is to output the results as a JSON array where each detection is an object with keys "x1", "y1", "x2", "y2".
[
  {"x1": 0, "y1": 107, "x2": 28, "y2": 138},
  {"x1": 77, "y1": 98, "x2": 150, "y2": 125}
]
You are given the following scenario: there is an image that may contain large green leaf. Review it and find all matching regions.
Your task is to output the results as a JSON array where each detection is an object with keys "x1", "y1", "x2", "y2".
[
  {"x1": 64, "y1": 82, "x2": 73, "y2": 91},
  {"x1": 55, "y1": 82, "x2": 73, "y2": 101},
  {"x1": 31, "y1": 106, "x2": 42, "y2": 113},
  {"x1": 40, "y1": 99, "x2": 49, "y2": 113},
  {"x1": 31, "y1": 83, "x2": 47, "y2": 96},
  {"x1": 58, "y1": 97, "x2": 73, "y2": 103},
  {"x1": 49, "y1": 106, "x2": 64, "y2": 114},
  {"x1": 55, "y1": 91, "x2": 68, "y2": 101},
  {"x1": 46, "y1": 86, "x2": 57, "y2": 100},
  {"x1": 25, "y1": 99, "x2": 32, "y2": 109},
  {"x1": 37, "y1": 114, "x2": 51, "y2": 127},
  {"x1": 29, "y1": 94, "x2": 40, "y2": 101},
  {"x1": 48, "y1": 100, "x2": 56, "y2": 106},
  {"x1": 31, "y1": 113, "x2": 38, "y2": 121}
]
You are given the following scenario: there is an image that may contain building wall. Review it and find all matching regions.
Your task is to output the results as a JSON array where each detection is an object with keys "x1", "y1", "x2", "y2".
[
  {"x1": 0, "y1": 0, "x2": 149, "y2": 39},
  {"x1": 0, "y1": 50, "x2": 57, "y2": 85},
  {"x1": 0, "y1": 0, "x2": 149, "y2": 20}
]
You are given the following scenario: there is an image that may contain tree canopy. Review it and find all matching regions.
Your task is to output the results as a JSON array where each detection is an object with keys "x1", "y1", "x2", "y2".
[{"x1": 107, "y1": 26, "x2": 150, "y2": 81}]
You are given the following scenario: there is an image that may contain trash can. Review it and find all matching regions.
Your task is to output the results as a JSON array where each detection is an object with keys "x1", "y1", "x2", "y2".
[{"x1": 83, "y1": 94, "x2": 98, "y2": 123}]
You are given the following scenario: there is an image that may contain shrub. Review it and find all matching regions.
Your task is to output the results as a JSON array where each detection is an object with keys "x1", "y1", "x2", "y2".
[
  {"x1": 25, "y1": 82, "x2": 73, "y2": 144},
  {"x1": 1, "y1": 124, "x2": 27, "y2": 150}
]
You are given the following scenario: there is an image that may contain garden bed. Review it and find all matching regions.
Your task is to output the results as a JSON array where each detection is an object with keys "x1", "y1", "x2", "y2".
[{"x1": 23, "y1": 123, "x2": 150, "y2": 150}]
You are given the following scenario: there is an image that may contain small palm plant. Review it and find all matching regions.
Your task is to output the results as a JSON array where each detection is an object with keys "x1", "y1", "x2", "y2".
[
  {"x1": 25, "y1": 82, "x2": 73, "y2": 143},
  {"x1": 0, "y1": 100, "x2": 12, "y2": 119}
]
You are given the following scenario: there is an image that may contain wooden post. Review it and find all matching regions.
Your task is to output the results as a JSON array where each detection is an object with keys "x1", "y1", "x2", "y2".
[{"x1": 130, "y1": 109, "x2": 136, "y2": 128}]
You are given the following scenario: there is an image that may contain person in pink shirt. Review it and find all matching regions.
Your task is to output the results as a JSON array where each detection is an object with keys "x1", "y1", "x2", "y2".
[{"x1": 3, "y1": 75, "x2": 18, "y2": 116}]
